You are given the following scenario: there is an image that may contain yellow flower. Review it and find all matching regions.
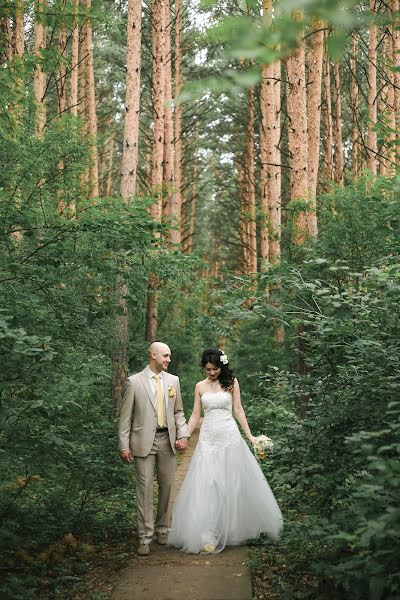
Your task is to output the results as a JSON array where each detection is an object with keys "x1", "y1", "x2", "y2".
[
  {"x1": 169, "y1": 387, "x2": 176, "y2": 398},
  {"x1": 202, "y1": 543, "x2": 216, "y2": 553}
]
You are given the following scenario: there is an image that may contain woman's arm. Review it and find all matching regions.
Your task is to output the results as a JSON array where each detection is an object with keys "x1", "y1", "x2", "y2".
[
  {"x1": 187, "y1": 383, "x2": 202, "y2": 436},
  {"x1": 232, "y1": 378, "x2": 256, "y2": 445}
]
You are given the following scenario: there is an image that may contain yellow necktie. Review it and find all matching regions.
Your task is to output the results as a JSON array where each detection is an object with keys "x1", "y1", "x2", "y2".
[{"x1": 155, "y1": 375, "x2": 165, "y2": 428}]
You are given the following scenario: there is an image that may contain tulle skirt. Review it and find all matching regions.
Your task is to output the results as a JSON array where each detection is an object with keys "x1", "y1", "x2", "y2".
[{"x1": 168, "y1": 425, "x2": 283, "y2": 554}]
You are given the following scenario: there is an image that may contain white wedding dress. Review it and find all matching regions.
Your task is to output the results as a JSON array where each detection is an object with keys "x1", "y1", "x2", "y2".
[{"x1": 168, "y1": 391, "x2": 283, "y2": 554}]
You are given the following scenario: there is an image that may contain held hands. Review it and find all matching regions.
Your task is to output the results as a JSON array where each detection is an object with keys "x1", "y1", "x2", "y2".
[
  {"x1": 120, "y1": 449, "x2": 133, "y2": 464},
  {"x1": 175, "y1": 438, "x2": 189, "y2": 452}
]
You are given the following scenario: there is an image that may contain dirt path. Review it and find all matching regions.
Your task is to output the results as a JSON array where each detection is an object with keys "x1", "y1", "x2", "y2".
[{"x1": 111, "y1": 426, "x2": 252, "y2": 600}]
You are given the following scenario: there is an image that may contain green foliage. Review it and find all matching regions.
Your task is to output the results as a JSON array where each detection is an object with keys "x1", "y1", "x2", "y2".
[{"x1": 223, "y1": 177, "x2": 400, "y2": 599}]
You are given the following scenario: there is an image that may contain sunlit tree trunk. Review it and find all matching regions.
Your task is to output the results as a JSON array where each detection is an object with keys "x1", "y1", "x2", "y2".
[
  {"x1": 238, "y1": 158, "x2": 249, "y2": 272},
  {"x1": 113, "y1": 0, "x2": 143, "y2": 409},
  {"x1": 332, "y1": 61, "x2": 344, "y2": 185},
  {"x1": 391, "y1": 0, "x2": 400, "y2": 156},
  {"x1": 367, "y1": 0, "x2": 378, "y2": 175},
  {"x1": 259, "y1": 0, "x2": 273, "y2": 267},
  {"x1": 82, "y1": 0, "x2": 99, "y2": 197},
  {"x1": 120, "y1": 0, "x2": 142, "y2": 199},
  {"x1": 171, "y1": 0, "x2": 182, "y2": 245},
  {"x1": 307, "y1": 17, "x2": 324, "y2": 236},
  {"x1": 286, "y1": 10, "x2": 309, "y2": 246},
  {"x1": 69, "y1": 0, "x2": 79, "y2": 116},
  {"x1": 34, "y1": 0, "x2": 46, "y2": 136},
  {"x1": 162, "y1": 0, "x2": 174, "y2": 223},
  {"x1": 350, "y1": 32, "x2": 359, "y2": 178},
  {"x1": 57, "y1": 0, "x2": 67, "y2": 116},
  {"x1": 246, "y1": 85, "x2": 257, "y2": 273},
  {"x1": 146, "y1": 0, "x2": 166, "y2": 343},
  {"x1": 323, "y1": 50, "x2": 334, "y2": 181}
]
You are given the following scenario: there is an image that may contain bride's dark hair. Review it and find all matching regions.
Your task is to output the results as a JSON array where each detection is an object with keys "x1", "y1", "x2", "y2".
[{"x1": 201, "y1": 347, "x2": 234, "y2": 391}]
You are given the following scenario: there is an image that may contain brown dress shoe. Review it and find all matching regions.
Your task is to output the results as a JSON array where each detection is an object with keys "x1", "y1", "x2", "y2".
[
  {"x1": 137, "y1": 543, "x2": 150, "y2": 556},
  {"x1": 157, "y1": 532, "x2": 167, "y2": 545}
]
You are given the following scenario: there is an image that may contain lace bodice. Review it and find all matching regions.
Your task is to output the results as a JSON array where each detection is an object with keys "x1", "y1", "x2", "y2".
[
  {"x1": 201, "y1": 390, "x2": 233, "y2": 414},
  {"x1": 199, "y1": 391, "x2": 241, "y2": 448}
]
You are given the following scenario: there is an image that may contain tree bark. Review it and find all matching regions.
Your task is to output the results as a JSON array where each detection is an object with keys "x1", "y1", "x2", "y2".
[
  {"x1": 162, "y1": 0, "x2": 174, "y2": 222},
  {"x1": 307, "y1": 17, "x2": 324, "y2": 236},
  {"x1": 391, "y1": 0, "x2": 400, "y2": 155},
  {"x1": 332, "y1": 61, "x2": 344, "y2": 185},
  {"x1": 367, "y1": 0, "x2": 378, "y2": 175},
  {"x1": 33, "y1": 0, "x2": 46, "y2": 137},
  {"x1": 151, "y1": 0, "x2": 166, "y2": 225},
  {"x1": 323, "y1": 49, "x2": 334, "y2": 181},
  {"x1": 285, "y1": 10, "x2": 309, "y2": 246},
  {"x1": 246, "y1": 85, "x2": 257, "y2": 273},
  {"x1": 350, "y1": 32, "x2": 359, "y2": 178},
  {"x1": 68, "y1": 0, "x2": 79, "y2": 116},
  {"x1": 57, "y1": 0, "x2": 67, "y2": 116},
  {"x1": 106, "y1": 136, "x2": 115, "y2": 196},
  {"x1": 120, "y1": 0, "x2": 142, "y2": 198},
  {"x1": 171, "y1": 0, "x2": 182, "y2": 245},
  {"x1": 146, "y1": 0, "x2": 166, "y2": 343},
  {"x1": 82, "y1": 0, "x2": 99, "y2": 197}
]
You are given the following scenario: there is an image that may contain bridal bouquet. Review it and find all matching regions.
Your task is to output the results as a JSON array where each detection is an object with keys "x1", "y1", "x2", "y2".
[{"x1": 254, "y1": 435, "x2": 274, "y2": 461}]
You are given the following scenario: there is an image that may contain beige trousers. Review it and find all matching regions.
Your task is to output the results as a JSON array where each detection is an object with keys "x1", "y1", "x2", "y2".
[{"x1": 134, "y1": 431, "x2": 176, "y2": 545}]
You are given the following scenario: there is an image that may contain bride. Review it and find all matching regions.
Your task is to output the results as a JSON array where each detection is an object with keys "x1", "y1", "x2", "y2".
[{"x1": 168, "y1": 347, "x2": 283, "y2": 554}]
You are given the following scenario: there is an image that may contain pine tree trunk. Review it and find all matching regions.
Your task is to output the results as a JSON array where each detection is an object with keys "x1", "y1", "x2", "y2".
[
  {"x1": 151, "y1": 0, "x2": 166, "y2": 224},
  {"x1": 391, "y1": 0, "x2": 400, "y2": 156},
  {"x1": 285, "y1": 11, "x2": 309, "y2": 246},
  {"x1": 162, "y1": 0, "x2": 174, "y2": 221},
  {"x1": 68, "y1": 0, "x2": 79, "y2": 116},
  {"x1": 146, "y1": 0, "x2": 166, "y2": 343},
  {"x1": 120, "y1": 0, "x2": 142, "y2": 198},
  {"x1": 238, "y1": 158, "x2": 249, "y2": 272},
  {"x1": 367, "y1": 0, "x2": 378, "y2": 175},
  {"x1": 82, "y1": 0, "x2": 99, "y2": 197},
  {"x1": 188, "y1": 132, "x2": 198, "y2": 253},
  {"x1": 246, "y1": 86, "x2": 257, "y2": 273},
  {"x1": 34, "y1": 0, "x2": 46, "y2": 137},
  {"x1": 259, "y1": 0, "x2": 273, "y2": 268},
  {"x1": 307, "y1": 17, "x2": 324, "y2": 236},
  {"x1": 171, "y1": 0, "x2": 182, "y2": 245},
  {"x1": 57, "y1": 1, "x2": 67, "y2": 116},
  {"x1": 332, "y1": 61, "x2": 344, "y2": 185},
  {"x1": 106, "y1": 137, "x2": 115, "y2": 196},
  {"x1": 113, "y1": 0, "x2": 143, "y2": 409},
  {"x1": 350, "y1": 32, "x2": 359, "y2": 178},
  {"x1": 1, "y1": 17, "x2": 13, "y2": 62},
  {"x1": 323, "y1": 51, "x2": 334, "y2": 181}
]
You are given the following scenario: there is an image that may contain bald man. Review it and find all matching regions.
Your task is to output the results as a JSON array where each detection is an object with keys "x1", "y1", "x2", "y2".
[{"x1": 118, "y1": 342, "x2": 189, "y2": 556}]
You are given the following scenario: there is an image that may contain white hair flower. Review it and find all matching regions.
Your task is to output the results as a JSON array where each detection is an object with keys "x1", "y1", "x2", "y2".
[{"x1": 219, "y1": 351, "x2": 228, "y2": 365}]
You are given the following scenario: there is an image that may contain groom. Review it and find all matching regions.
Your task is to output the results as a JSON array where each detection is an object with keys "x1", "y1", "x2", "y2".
[{"x1": 118, "y1": 341, "x2": 189, "y2": 556}]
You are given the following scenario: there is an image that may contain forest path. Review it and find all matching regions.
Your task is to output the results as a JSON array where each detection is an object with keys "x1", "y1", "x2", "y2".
[{"x1": 111, "y1": 425, "x2": 252, "y2": 600}]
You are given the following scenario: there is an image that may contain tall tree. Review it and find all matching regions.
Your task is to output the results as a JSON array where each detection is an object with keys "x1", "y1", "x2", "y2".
[
  {"x1": 285, "y1": 10, "x2": 309, "y2": 246},
  {"x1": 146, "y1": 0, "x2": 166, "y2": 342},
  {"x1": 367, "y1": 0, "x2": 378, "y2": 175},
  {"x1": 350, "y1": 31, "x2": 359, "y2": 177},
  {"x1": 332, "y1": 61, "x2": 344, "y2": 185},
  {"x1": 171, "y1": 0, "x2": 183, "y2": 245},
  {"x1": 82, "y1": 0, "x2": 99, "y2": 197},
  {"x1": 162, "y1": 0, "x2": 174, "y2": 223},
  {"x1": 307, "y1": 17, "x2": 324, "y2": 235},
  {"x1": 120, "y1": 0, "x2": 142, "y2": 199},
  {"x1": 33, "y1": 0, "x2": 46, "y2": 136},
  {"x1": 68, "y1": 0, "x2": 79, "y2": 116}
]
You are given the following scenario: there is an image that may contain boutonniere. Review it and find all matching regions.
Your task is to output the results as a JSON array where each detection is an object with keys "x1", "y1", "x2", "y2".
[{"x1": 168, "y1": 386, "x2": 176, "y2": 398}]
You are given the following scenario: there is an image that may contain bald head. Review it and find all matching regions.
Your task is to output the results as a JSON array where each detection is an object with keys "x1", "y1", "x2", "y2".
[{"x1": 148, "y1": 341, "x2": 171, "y2": 373}]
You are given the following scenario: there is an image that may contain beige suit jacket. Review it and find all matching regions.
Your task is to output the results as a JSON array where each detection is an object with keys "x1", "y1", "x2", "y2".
[{"x1": 118, "y1": 368, "x2": 189, "y2": 457}]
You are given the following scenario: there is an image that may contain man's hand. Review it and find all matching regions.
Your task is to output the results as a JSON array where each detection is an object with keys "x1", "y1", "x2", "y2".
[
  {"x1": 120, "y1": 449, "x2": 133, "y2": 464},
  {"x1": 175, "y1": 438, "x2": 189, "y2": 452}
]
